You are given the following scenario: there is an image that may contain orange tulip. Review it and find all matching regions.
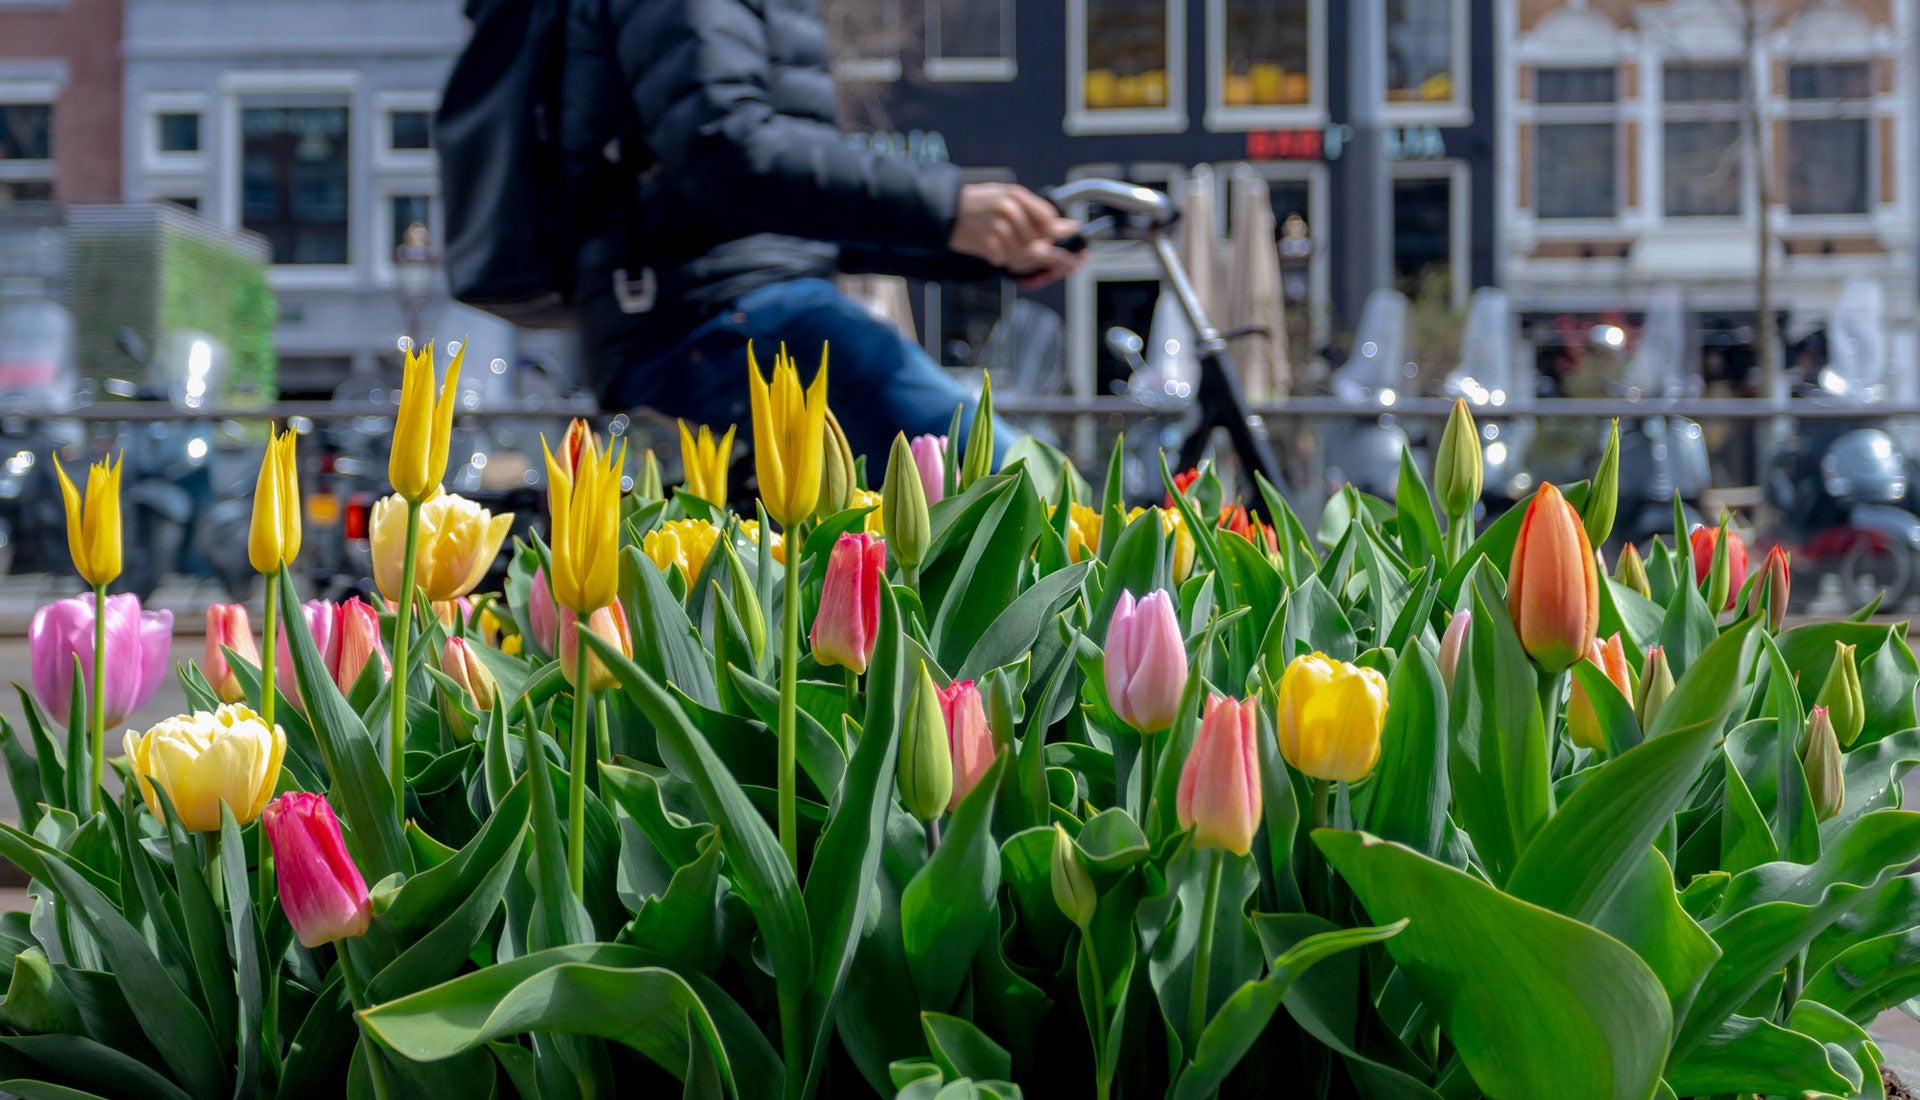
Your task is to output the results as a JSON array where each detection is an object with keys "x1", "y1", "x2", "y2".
[
  {"x1": 1507, "y1": 482, "x2": 1599, "y2": 671},
  {"x1": 1567, "y1": 633, "x2": 1632, "y2": 751}
]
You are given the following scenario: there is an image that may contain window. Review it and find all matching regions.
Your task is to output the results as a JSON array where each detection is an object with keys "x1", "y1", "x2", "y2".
[
  {"x1": 240, "y1": 103, "x2": 350, "y2": 265},
  {"x1": 1219, "y1": 0, "x2": 1311, "y2": 108},
  {"x1": 830, "y1": 0, "x2": 901, "y2": 80},
  {"x1": 1083, "y1": 0, "x2": 1172, "y2": 111},
  {"x1": 161, "y1": 195, "x2": 201, "y2": 212},
  {"x1": 1385, "y1": 0, "x2": 1457, "y2": 103},
  {"x1": 387, "y1": 110, "x2": 431, "y2": 151},
  {"x1": 1662, "y1": 64, "x2": 1742, "y2": 218},
  {"x1": 157, "y1": 112, "x2": 200, "y2": 153},
  {"x1": 1532, "y1": 68, "x2": 1616, "y2": 219},
  {"x1": 928, "y1": 0, "x2": 1014, "y2": 78},
  {"x1": 1393, "y1": 176, "x2": 1452, "y2": 287},
  {"x1": 390, "y1": 194, "x2": 432, "y2": 252},
  {"x1": 937, "y1": 279, "x2": 1010, "y2": 366},
  {"x1": 1785, "y1": 62, "x2": 1871, "y2": 215},
  {"x1": 0, "y1": 103, "x2": 51, "y2": 161},
  {"x1": 0, "y1": 181, "x2": 51, "y2": 204}
]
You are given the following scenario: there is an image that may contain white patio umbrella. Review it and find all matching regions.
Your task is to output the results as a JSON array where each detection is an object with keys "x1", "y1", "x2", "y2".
[
  {"x1": 1227, "y1": 166, "x2": 1290, "y2": 402},
  {"x1": 837, "y1": 274, "x2": 918, "y2": 347},
  {"x1": 1177, "y1": 164, "x2": 1228, "y2": 343}
]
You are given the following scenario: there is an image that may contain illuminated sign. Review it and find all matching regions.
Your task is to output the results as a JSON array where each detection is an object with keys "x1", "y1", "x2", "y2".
[
  {"x1": 845, "y1": 130, "x2": 950, "y2": 164},
  {"x1": 1246, "y1": 124, "x2": 1449, "y2": 162}
]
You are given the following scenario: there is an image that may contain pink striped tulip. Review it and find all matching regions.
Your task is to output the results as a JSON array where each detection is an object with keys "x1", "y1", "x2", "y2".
[
  {"x1": 262, "y1": 793, "x2": 371, "y2": 948},
  {"x1": 29, "y1": 592, "x2": 172, "y2": 729},
  {"x1": 910, "y1": 434, "x2": 947, "y2": 505},
  {"x1": 205, "y1": 603, "x2": 260, "y2": 704},
  {"x1": 1104, "y1": 589, "x2": 1188, "y2": 733},
  {"x1": 523, "y1": 566, "x2": 560, "y2": 655},
  {"x1": 811, "y1": 533, "x2": 886, "y2": 674},
  {"x1": 940, "y1": 679, "x2": 997, "y2": 810},
  {"x1": 1177, "y1": 695, "x2": 1262, "y2": 855}
]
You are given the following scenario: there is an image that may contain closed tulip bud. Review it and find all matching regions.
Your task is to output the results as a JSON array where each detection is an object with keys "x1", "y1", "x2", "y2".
[
  {"x1": 636, "y1": 448, "x2": 664, "y2": 502},
  {"x1": 29, "y1": 592, "x2": 171, "y2": 729},
  {"x1": 1585, "y1": 420, "x2": 1620, "y2": 548},
  {"x1": 545, "y1": 422, "x2": 626, "y2": 614},
  {"x1": 389, "y1": 341, "x2": 462, "y2": 503},
  {"x1": 333, "y1": 597, "x2": 390, "y2": 694},
  {"x1": 524, "y1": 567, "x2": 560, "y2": 655},
  {"x1": 1567, "y1": 633, "x2": 1632, "y2": 751},
  {"x1": 960, "y1": 374, "x2": 994, "y2": 491},
  {"x1": 748, "y1": 345, "x2": 829, "y2": 528},
  {"x1": 1277, "y1": 652, "x2": 1389, "y2": 782},
  {"x1": 898, "y1": 662, "x2": 953, "y2": 822},
  {"x1": 1104, "y1": 590, "x2": 1188, "y2": 733},
  {"x1": 1177, "y1": 694, "x2": 1262, "y2": 855},
  {"x1": 1438, "y1": 610, "x2": 1471, "y2": 687},
  {"x1": 940, "y1": 679, "x2": 997, "y2": 811},
  {"x1": 124, "y1": 703, "x2": 286, "y2": 832},
  {"x1": 1760, "y1": 545, "x2": 1790, "y2": 631},
  {"x1": 910, "y1": 433, "x2": 947, "y2": 506},
  {"x1": 1508, "y1": 482, "x2": 1599, "y2": 671},
  {"x1": 1802, "y1": 705, "x2": 1845, "y2": 822},
  {"x1": 1434, "y1": 397, "x2": 1482, "y2": 519},
  {"x1": 1050, "y1": 823, "x2": 1098, "y2": 929},
  {"x1": 1815, "y1": 641, "x2": 1865, "y2": 747},
  {"x1": 54, "y1": 452, "x2": 122, "y2": 587},
  {"x1": 441, "y1": 636, "x2": 497, "y2": 712},
  {"x1": 1615, "y1": 542, "x2": 1652, "y2": 600},
  {"x1": 205, "y1": 603, "x2": 260, "y2": 704},
  {"x1": 248, "y1": 430, "x2": 301, "y2": 574},
  {"x1": 818, "y1": 409, "x2": 856, "y2": 518},
  {"x1": 372, "y1": 492, "x2": 514, "y2": 604},
  {"x1": 261, "y1": 793, "x2": 371, "y2": 948},
  {"x1": 677, "y1": 419, "x2": 735, "y2": 508},
  {"x1": 718, "y1": 537, "x2": 767, "y2": 664},
  {"x1": 1636, "y1": 645, "x2": 1674, "y2": 730},
  {"x1": 811, "y1": 533, "x2": 885, "y2": 674},
  {"x1": 559, "y1": 600, "x2": 633, "y2": 692},
  {"x1": 1689, "y1": 523, "x2": 1748, "y2": 613},
  {"x1": 882, "y1": 433, "x2": 933, "y2": 571}
]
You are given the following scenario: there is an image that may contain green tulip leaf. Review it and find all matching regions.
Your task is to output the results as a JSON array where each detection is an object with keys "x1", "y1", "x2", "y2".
[
  {"x1": 622, "y1": 545, "x2": 720, "y2": 709},
  {"x1": 1776, "y1": 622, "x2": 1919, "y2": 746},
  {"x1": 1448, "y1": 564, "x2": 1552, "y2": 886},
  {"x1": 1591, "y1": 849, "x2": 1720, "y2": 1024},
  {"x1": 0, "y1": 1033, "x2": 192, "y2": 1100},
  {"x1": 1364, "y1": 642, "x2": 1449, "y2": 858},
  {"x1": 1803, "y1": 926, "x2": 1920, "y2": 1025},
  {"x1": 925, "y1": 474, "x2": 1048, "y2": 672},
  {"x1": 902, "y1": 755, "x2": 1008, "y2": 1011},
  {"x1": 1824, "y1": 726, "x2": 1920, "y2": 840},
  {"x1": 1662, "y1": 1013, "x2": 1855, "y2": 1097},
  {"x1": 958, "y1": 561, "x2": 1093, "y2": 681},
  {"x1": 921, "y1": 1012, "x2": 1013, "y2": 1084}
]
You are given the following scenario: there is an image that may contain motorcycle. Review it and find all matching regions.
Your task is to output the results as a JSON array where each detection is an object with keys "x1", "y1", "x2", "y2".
[
  {"x1": 1323, "y1": 289, "x2": 1416, "y2": 503},
  {"x1": 1608, "y1": 285, "x2": 1709, "y2": 554}
]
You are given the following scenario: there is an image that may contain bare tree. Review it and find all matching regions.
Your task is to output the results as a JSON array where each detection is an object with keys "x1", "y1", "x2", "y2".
[{"x1": 1740, "y1": 0, "x2": 1782, "y2": 401}]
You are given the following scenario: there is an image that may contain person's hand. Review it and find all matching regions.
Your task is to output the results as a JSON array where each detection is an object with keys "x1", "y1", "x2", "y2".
[
  {"x1": 950, "y1": 183, "x2": 1078, "y2": 268},
  {"x1": 1005, "y1": 237, "x2": 1082, "y2": 290}
]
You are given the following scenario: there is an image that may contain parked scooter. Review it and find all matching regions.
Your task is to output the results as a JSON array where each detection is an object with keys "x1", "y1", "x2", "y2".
[
  {"x1": 0, "y1": 292, "x2": 83, "y2": 578},
  {"x1": 1609, "y1": 285, "x2": 1709, "y2": 553},
  {"x1": 1323, "y1": 289, "x2": 1415, "y2": 502},
  {"x1": 1437, "y1": 287, "x2": 1538, "y2": 521}
]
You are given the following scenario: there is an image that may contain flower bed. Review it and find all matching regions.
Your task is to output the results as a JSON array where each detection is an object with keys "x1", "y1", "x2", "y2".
[{"x1": 0, "y1": 340, "x2": 1916, "y2": 1100}]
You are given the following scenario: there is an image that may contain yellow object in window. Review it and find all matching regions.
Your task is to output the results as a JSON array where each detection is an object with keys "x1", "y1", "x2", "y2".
[
  {"x1": 1283, "y1": 72, "x2": 1310, "y2": 103},
  {"x1": 1224, "y1": 73, "x2": 1254, "y2": 106},
  {"x1": 1086, "y1": 68, "x2": 1118, "y2": 108},
  {"x1": 1250, "y1": 62, "x2": 1284, "y2": 104},
  {"x1": 1142, "y1": 69, "x2": 1167, "y2": 106},
  {"x1": 1420, "y1": 72, "x2": 1453, "y2": 101}
]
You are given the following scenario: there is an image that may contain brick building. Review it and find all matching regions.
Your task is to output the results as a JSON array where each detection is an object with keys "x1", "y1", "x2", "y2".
[{"x1": 0, "y1": 0, "x2": 123, "y2": 204}]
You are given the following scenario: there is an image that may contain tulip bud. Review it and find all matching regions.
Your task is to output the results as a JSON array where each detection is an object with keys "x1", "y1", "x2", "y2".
[
  {"x1": 882, "y1": 433, "x2": 932, "y2": 572},
  {"x1": 676, "y1": 419, "x2": 735, "y2": 508},
  {"x1": 1277, "y1": 652, "x2": 1389, "y2": 782},
  {"x1": 1584, "y1": 420, "x2": 1620, "y2": 548},
  {"x1": 1814, "y1": 641, "x2": 1864, "y2": 747},
  {"x1": 718, "y1": 536, "x2": 767, "y2": 664},
  {"x1": 334, "y1": 597, "x2": 390, "y2": 694},
  {"x1": 525, "y1": 566, "x2": 560, "y2": 655},
  {"x1": 206, "y1": 603, "x2": 261, "y2": 704},
  {"x1": 1636, "y1": 645, "x2": 1674, "y2": 730},
  {"x1": 442, "y1": 637, "x2": 497, "y2": 712},
  {"x1": 1508, "y1": 482, "x2": 1600, "y2": 671},
  {"x1": 1050, "y1": 823, "x2": 1098, "y2": 930},
  {"x1": 1434, "y1": 398, "x2": 1482, "y2": 519},
  {"x1": 817, "y1": 409, "x2": 856, "y2": 519},
  {"x1": 898, "y1": 662, "x2": 953, "y2": 822},
  {"x1": 1689, "y1": 523, "x2": 1749, "y2": 613},
  {"x1": 1759, "y1": 545, "x2": 1790, "y2": 631},
  {"x1": 248, "y1": 429, "x2": 301, "y2": 574},
  {"x1": 389, "y1": 341, "x2": 462, "y2": 504},
  {"x1": 559, "y1": 601, "x2": 633, "y2": 692},
  {"x1": 960, "y1": 374, "x2": 995, "y2": 491},
  {"x1": 124, "y1": 704, "x2": 286, "y2": 832},
  {"x1": 1104, "y1": 590, "x2": 1189, "y2": 733},
  {"x1": 940, "y1": 679, "x2": 997, "y2": 811},
  {"x1": 747, "y1": 345, "x2": 829, "y2": 528},
  {"x1": 811, "y1": 533, "x2": 886, "y2": 675},
  {"x1": 262, "y1": 792, "x2": 371, "y2": 948},
  {"x1": 1567, "y1": 633, "x2": 1632, "y2": 751},
  {"x1": 1801, "y1": 706, "x2": 1845, "y2": 821},
  {"x1": 1615, "y1": 542, "x2": 1652, "y2": 600},
  {"x1": 1177, "y1": 694, "x2": 1262, "y2": 855},
  {"x1": 54, "y1": 452, "x2": 123, "y2": 588},
  {"x1": 1438, "y1": 610, "x2": 1471, "y2": 686},
  {"x1": 910, "y1": 434, "x2": 948, "y2": 505},
  {"x1": 637, "y1": 448, "x2": 665, "y2": 502}
]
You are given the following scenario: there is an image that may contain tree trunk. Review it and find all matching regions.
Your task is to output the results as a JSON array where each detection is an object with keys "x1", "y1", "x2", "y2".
[{"x1": 1744, "y1": 0, "x2": 1782, "y2": 403}]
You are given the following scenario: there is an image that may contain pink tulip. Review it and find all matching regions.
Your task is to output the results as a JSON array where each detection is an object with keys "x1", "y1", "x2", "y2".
[
  {"x1": 1104, "y1": 589, "x2": 1188, "y2": 733},
  {"x1": 811, "y1": 533, "x2": 886, "y2": 674},
  {"x1": 29, "y1": 592, "x2": 172, "y2": 729},
  {"x1": 273, "y1": 599, "x2": 340, "y2": 710},
  {"x1": 261, "y1": 792, "x2": 371, "y2": 948},
  {"x1": 523, "y1": 566, "x2": 560, "y2": 654},
  {"x1": 559, "y1": 599, "x2": 633, "y2": 692},
  {"x1": 910, "y1": 434, "x2": 947, "y2": 505},
  {"x1": 1438, "y1": 610, "x2": 1471, "y2": 686},
  {"x1": 205, "y1": 603, "x2": 261, "y2": 704},
  {"x1": 939, "y1": 679, "x2": 997, "y2": 810},
  {"x1": 1177, "y1": 694, "x2": 1262, "y2": 855},
  {"x1": 333, "y1": 597, "x2": 389, "y2": 694}
]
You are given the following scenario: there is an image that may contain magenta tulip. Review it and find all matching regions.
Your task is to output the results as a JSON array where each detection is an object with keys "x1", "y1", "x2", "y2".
[
  {"x1": 276, "y1": 598, "x2": 388, "y2": 700},
  {"x1": 1176, "y1": 694, "x2": 1262, "y2": 855},
  {"x1": 940, "y1": 678, "x2": 997, "y2": 810},
  {"x1": 909, "y1": 434, "x2": 947, "y2": 505},
  {"x1": 261, "y1": 792, "x2": 371, "y2": 948},
  {"x1": 205, "y1": 603, "x2": 260, "y2": 704},
  {"x1": 30, "y1": 593, "x2": 172, "y2": 729},
  {"x1": 522, "y1": 565, "x2": 560, "y2": 654},
  {"x1": 1104, "y1": 589, "x2": 1188, "y2": 733},
  {"x1": 811, "y1": 532, "x2": 886, "y2": 674}
]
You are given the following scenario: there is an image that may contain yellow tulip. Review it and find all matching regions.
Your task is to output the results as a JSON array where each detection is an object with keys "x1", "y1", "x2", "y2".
[
  {"x1": 124, "y1": 703, "x2": 286, "y2": 832},
  {"x1": 1067, "y1": 503, "x2": 1101, "y2": 563},
  {"x1": 747, "y1": 344, "x2": 828, "y2": 528},
  {"x1": 54, "y1": 452, "x2": 122, "y2": 587},
  {"x1": 545, "y1": 422, "x2": 625, "y2": 613},
  {"x1": 1276, "y1": 652, "x2": 1389, "y2": 782},
  {"x1": 738, "y1": 519, "x2": 788, "y2": 565},
  {"x1": 850, "y1": 488, "x2": 884, "y2": 536},
  {"x1": 643, "y1": 518, "x2": 722, "y2": 584},
  {"x1": 677, "y1": 419, "x2": 735, "y2": 508},
  {"x1": 389, "y1": 340, "x2": 463, "y2": 503},
  {"x1": 1128, "y1": 506, "x2": 1194, "y2": 582},
  {"x1": 249, "y1": 430, "x2": 302, "y2": 574},
  {"x1": 372, "y1": 491, "x2": 513, "y2": 603}
]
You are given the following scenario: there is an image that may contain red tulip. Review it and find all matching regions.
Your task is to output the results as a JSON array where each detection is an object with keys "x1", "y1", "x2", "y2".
[
  {"x1": 1176, "y1": 694, "x2": 1261, "y2": 855},
  {"x1": 810, "y1": 532, "x2": 886, "y2": 674},
  {"x1": 1567, "y1": 633, "x2": 1632, "y2": 751},
  {"x1": 333, "y1": 597, "x2": 390, "y2": 695},
  {"x1": 262, "y1": 792, "x2": 370, "y2": 948},
  {"x1": 1689, "y1": 525, "x2": 1749, "y2": 611},
  {"x1": 1508, "y1": 483, "x2": 1599, "y2": 671},
  {"x1": 1220, "y1": 504, "x2": 1278, "y2": 553},
  {"x1": 1759, "y1": 545, "x2": 1790, "y2": 630},
  {"x1": 205, "y1": 603, "x2": 260, "y2": 704},
  {"x1": 939, "y1": 679, "x2": 997, "y2": 810}
]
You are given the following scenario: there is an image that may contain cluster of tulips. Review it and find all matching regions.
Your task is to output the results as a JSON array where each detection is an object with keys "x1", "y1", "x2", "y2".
[{"x1": 2, "y1": 337, "x2": 1918, "y2": 1100}]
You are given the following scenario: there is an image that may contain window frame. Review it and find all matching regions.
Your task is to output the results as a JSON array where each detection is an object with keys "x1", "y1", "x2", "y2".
[
  {"x1": 1657, "y1": 60, "x2": 1747, "y2": 222},
  {"x1": 1778, "y1": 56, "x2": 1877, "y2": 222},
  {"x1": 141, "y1": 92, "x2": 209, "y2": 177},
  {"x1": 1204, "y1": 0, "x2": 1326, "y2": 130},
  {"x1": 220, "y1": 70, "x2": 361, "y2": 284},
  {"x1": 372, "y1": 179, "x2": 443, "y2": 288},
  {"x1": 1527, "y1": 64, "x2": 1623, "y2": 225},
  {"x1": 1381, "y1": 0, "x2": 1472, "y2": 127},
  {"x1": 925, "y1": 0, "x2": 1017, "y2": 82},
  {"x1": 374, "y1": 90, "x2": 437, "y2": 170},
  {"x1": 834, "y1": 0, "x2": 905, "y2": 83},
  {"x1": 0, "y1": 80, "x2": 57, "y2": 200},
  {"x1": 1065, "y1": 0, "x2": 1187, "y2": 135},
  {"x1": 1391, "y1": 159, "x2": 1471, "y2": 308}
]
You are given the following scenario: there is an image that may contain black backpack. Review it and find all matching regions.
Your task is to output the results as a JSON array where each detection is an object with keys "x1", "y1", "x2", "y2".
[{"x1": 435, "y1": 0, "x2": 574, "y2": 328}]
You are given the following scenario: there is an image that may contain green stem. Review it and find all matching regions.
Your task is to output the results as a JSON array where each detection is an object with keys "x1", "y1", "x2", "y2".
[
  {"x1": 902, "y1": 562, "x2": 920, "y2": 594},
  {"x1": 1186, "y1": 848, "x2": 1226, "y2": 1059},
  {"x1": 1446, "y1": 512, "x2": 1472, "y2": 564},
  {"x1": 778, "y1": 554, "x2": 800, "y2": 870},
  {"x1": 201, "y1": 828, "x2": 224, "y2": 905},
  {"x1": 569, "y1": 633, "x2": 591, "y2": 899},
  {"x1": 260, "y1": 579, "x2": 279, "y2": 730},
  {"x1": 780, "y1": 986, "x2": 802, "y2": 1100},
  {"x1": 595, "y1": 694, "x2": 611, "y2": 765},
  {"x1": 1310, "y1": 778, "x2": 1332, "y2": 832},
  {"x1": 336, "y1": 946, "x2": 395, "y2": 1100},
  {"x1": 844, "y1": 664, "x2": 859, "y2": 717},
  {"x1": 926, "y1": 816, "x2": 942, "y2": 855},
  {"x1": 388, "y1": 501, "x2": 422, "y2": 815},
  {"x1": 1084, "y1": 930, "x2": 1112, "y2": 1100},
  {"x1": 89, "y1": 582, "x2": 106, "y2": 813},
  {"x1": 1538, "y1": 670, "x2": 1563, "y2": 751},
  {"x1": 1139, "y1": 732, "x2": 1158, "y2": 823}
]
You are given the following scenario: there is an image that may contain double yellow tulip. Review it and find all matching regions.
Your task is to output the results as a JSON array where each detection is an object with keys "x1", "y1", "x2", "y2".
[
  {"x1": 545, "y1": 419, "x2": 625, "y2": 613},
  {"x1": 390, "y1": 340, "x2": 463, "y2": 503},
  {"x1": 55, "y1": 452, "x2": 122, "y2": 588},
  {"x1": 677, "y1": 420, "x2": 735, "y2": 508},
  {"x1": 747, "y1": 345, "x2": 828, "y2": 528},
  {"x1": 371, "y1": 491, "x2": 513, "y2": 602},
  {"x1": 249, "y1": 430, "x2": 302, "y2": 574}
]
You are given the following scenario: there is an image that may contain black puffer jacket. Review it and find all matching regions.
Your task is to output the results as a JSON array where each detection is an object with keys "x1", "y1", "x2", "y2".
[{"x1": 563, "y1": 0, "x2": 992, "y2": 377}]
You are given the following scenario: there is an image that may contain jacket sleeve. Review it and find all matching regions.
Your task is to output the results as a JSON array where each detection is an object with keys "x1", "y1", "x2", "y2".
[
  {"x1": 615, "y1": 0, "x2": 964, "y2": 251},
  {"x1": 837, "y1": 244, "x2": 1004, "y2": 283}
]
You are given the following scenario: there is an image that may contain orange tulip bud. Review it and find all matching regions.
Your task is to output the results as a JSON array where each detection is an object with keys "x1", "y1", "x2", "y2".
[
  {"x1": 1567, "y1": 633, "x2": 1632, "y2": 751},
  {"x1": 1507, "y1": 482, "x2": 1599, "y2": 671}
]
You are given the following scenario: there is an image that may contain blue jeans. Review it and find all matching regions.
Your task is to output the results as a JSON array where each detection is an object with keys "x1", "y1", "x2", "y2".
[{"x1": 602, "y1": 278, "x2": 1004, "y2": 467}]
